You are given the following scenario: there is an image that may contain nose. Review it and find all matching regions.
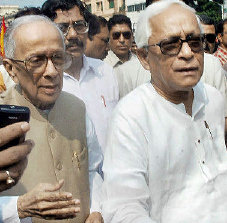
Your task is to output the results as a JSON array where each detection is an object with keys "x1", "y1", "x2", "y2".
[
  {"x1": 178, "y1": 42, "x2": 193, "y2": 60},
  {"x1": 119, "y1": 33, "x2": 125, "y2": 43},
  {"x1": 43, "y1": 58, "x2": 59, "y2": 78},
  {"x1": 66, "y1": 25, "x2": 78, "y2": 39}
]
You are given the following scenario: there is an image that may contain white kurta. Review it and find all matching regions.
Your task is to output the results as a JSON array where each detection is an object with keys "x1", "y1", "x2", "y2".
[
  {"x1": 102, "y1": 81, "x2": 227, "y2": 223},
  {"x1": 63, "y1": 55, "x2": 119, "y2": 152}
]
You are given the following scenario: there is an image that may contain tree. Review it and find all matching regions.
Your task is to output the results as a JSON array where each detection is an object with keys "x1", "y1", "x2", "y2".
[{"x1": 188, "y1": 0, "x2": 223, "y2": 23}]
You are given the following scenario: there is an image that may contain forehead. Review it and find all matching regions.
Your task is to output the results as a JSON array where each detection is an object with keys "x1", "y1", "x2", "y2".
[
  {"x1": 14, "y1": 21, "x2": 64, "y2": 57},
  {"x1": 149, "y1": 4, "x2": 200, "y2": 41},
  {"x1": 110, "y1": 24, "x2": 131, "y2": 33},
  {"x1": 97, "y1": 25, "x2": 109, "y2": 37},
  {"x1": 223, "y1": 23, "x2": 227, "y2": 32},
  {"x1": 201, "y1": 24, "x2": 215, "y2": 34},
  {"x1": 54, "y1": 5, "x2": 84, "y2": 23}
]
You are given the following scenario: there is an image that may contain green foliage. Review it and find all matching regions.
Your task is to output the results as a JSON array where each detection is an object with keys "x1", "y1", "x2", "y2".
[{"x1": 189, "y1": 0, "x2": 223, "y2": 23}]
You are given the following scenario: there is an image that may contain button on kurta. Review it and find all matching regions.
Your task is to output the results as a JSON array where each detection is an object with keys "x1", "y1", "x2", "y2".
[
  {"x1": 50, "y1": 130, "x2": 56, "y2": 139},
  {"x1": 56, "y1": 163, "x2": 62, "y2": 170}
]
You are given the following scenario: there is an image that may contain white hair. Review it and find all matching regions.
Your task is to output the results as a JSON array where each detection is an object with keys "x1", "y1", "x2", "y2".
[
  {"x1": 135, "y1": 0, "x2": 203, "y2": 48},
  {"x1": 4, "y1": 15, "x2": 65, "y2": 58}
]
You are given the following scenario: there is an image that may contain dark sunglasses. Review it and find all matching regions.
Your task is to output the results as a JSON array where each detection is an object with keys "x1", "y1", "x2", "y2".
[
  {"x1": 204, "y1": 34, "x2": 216, "y2": 43},
  {"x1": 112, "y1": 31, "x2": 132, "y2": 40}
]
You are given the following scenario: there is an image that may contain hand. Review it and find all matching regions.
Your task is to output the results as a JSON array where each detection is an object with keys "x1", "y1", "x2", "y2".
[
  {"x1": 0, "y1": 122, "x2": 33, "y2": 191},
  {"x1": 17, "y1": 179, "x2": 80, "y2": 220},
  {"x1": 85, "y1": 212, "x2": 104, "y2": 223}
]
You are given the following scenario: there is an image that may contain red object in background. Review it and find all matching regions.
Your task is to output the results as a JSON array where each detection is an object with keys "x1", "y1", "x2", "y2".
[{"x1": 0, "y1": 16, "x2": 7, "y2": 58}]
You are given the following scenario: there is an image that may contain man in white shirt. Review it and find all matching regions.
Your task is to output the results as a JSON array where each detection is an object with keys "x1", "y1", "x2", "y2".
[
  {"x1": 102, "y1": 1, "x2": 227, "y2": 222},
  {"x1": 104, "y1": 14, "x2": 136, "y2": 68},
  {"x1": 42, "y1": 0, "x2": 119, "y2": 152}
]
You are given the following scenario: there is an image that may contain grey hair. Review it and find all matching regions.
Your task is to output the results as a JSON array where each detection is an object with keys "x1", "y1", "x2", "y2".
[
  {"x1": 4, "y1": 15, "x2": 65, "y2": 58},
  {"x1": 135, "y1": 0, "x2": 203, "y2": 48}
]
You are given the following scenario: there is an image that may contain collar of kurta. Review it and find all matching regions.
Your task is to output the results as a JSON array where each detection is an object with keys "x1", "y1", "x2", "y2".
[
  {"x1": 107, "y1": 50, "x2": 136, "y2": 67},
  {"x1": 149, "y1": 81, "x2": 208, "y2": 118},
  {"x1": 63, "y1": 54, "x2": 102, "y2": 82}
]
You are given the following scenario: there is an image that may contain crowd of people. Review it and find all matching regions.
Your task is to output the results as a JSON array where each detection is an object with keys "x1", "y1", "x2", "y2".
[{"x1": 0, "y1": 0, "x2": 227, "y2": 222}]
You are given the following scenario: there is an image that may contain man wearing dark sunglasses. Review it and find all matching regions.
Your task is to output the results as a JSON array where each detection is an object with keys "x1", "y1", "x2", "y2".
[
  {"x1": 198, "y1": 14, "x2": 217, "y2": 54},
  {"x1": 104, "y1": 14, "x2": 136, "y2": 67}
]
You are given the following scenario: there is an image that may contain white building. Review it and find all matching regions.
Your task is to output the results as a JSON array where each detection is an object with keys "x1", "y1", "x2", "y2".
[{"x1": 125, "y1": 0, "x2": 145, "y2": 33}]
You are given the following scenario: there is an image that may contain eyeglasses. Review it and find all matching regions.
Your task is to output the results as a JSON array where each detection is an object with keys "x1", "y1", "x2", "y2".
[
  {"x1": 204, "y1": 34, "x2": 216, "y2": 43},
  {"x1": 112, "y1": 31, "x2": 132, "y2": 40},
  {"x1": 57, "y1": 21, "x2": 89, "y2": 36},
  {"x1": 146, "y1": 35, "x2": 204, "y2": 56},
  {"x1": 9, "y1": 53, "x2": 72, "y2": 73}
]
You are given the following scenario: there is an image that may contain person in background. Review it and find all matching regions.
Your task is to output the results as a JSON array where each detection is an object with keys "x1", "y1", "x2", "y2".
[
  {"x1": 42, "y1": 0, "x2": 119, "y2": 153},
  {"x1": 102, "y1": 1, "x2": 227, "y2": 222},
  {"x1": 104, "y1": 14, "x2": 136, "y2": 68},
  {"x1": 85, "y1": 15, "x2": 109, "y2": 60},
  {"x1": 1, "y1": 15, "x2": 103, "y2": 223},
  {"x1": 14, "y1": 7, "x2": 41, "y2": 18},
  {"x1": 198, "y1": 14, "x2": 217, "y2": 54},
  {"x1": 214, "y1": 18, "x2": 227, "y2": 66}
]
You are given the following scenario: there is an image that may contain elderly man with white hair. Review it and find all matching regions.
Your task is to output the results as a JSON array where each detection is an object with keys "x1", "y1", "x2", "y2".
[
  {"x1": 102, "y1": 0, "x2": 227, "y2": 222},
  {"x1": 0, "y1": 15, "x2": 103, "y2": 223}
]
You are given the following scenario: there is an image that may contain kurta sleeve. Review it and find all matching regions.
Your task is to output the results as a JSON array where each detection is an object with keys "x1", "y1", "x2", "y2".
[
  {"x1": 102, "y1": 105, "x2": 155, "y2": 223},
  {"x1": 85, "y1": 113, "x2": 103, "y2": 213}
]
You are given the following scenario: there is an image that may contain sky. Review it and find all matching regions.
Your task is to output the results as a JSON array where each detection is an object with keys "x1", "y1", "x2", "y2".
[{"x1": 0, "y1": 0, "x2": 46, "y2": 8}]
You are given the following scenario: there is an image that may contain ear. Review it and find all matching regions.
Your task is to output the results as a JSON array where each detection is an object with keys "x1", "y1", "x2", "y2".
[
  {"x1": 136, "y1": 48, "x2": 150, "y2": 71},
  {"x1": 217, "y1": 33, "x2": 222, "y2": 44},
  {"x1": 3, "y1": 59, "x2": 19, "y2": 83}
]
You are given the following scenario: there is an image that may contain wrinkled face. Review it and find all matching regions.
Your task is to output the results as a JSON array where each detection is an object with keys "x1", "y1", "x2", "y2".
[
  {"x1": 7, "y1": 21, "x2": 64, "y2": 109},
  {"x1": 54, "y1": 5, "x2": 87, "y2": 59},
  {"x1": 85, "y1": 25, "x2": 109, "y2": 59},
  {"x1": 201, "y1": 23, "x2": 216, "y2": 54},
  {"x1": 139, "y1": 4, "x2": 204, "y2": 95},
  {"x1": 109, "y1": 23, "x2": 132, "y2": 58}
]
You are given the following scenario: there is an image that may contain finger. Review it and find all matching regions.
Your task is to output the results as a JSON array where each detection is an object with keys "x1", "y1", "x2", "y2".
[
  {"x1": 35, "y1": 199, "x2": 80, "y2": 211},
  {"x1": 0, "y1": 158, "x2": 27, "y2": 180},
  {"x1": 36, "y1": 191, "x2": 77, "y2": 202},
  {"x1": 37, "y1": 207, "x2": 80, "y2": 218},
  {"x1": 0, "y1": 140, "x2": 33, "y2": 167},
  {"x1": 0, "y1": 122, "x2": 30, "y2": 146}
]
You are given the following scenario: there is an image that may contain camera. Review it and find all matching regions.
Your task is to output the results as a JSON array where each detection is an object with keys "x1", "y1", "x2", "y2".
[{"x1": 0, "y1": 105, "x2": 30, "y2": 151}]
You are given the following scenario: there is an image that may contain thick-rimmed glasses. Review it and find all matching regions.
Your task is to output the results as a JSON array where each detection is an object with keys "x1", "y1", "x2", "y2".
[
  {"x1": 112, "y1": 31, "x2": 132, "y2": 40},
  {"x1": 204, "y1": 34, "x2": 216, "y2": 43},
  {"x1": 57, "y1": 20, "x2": 89, "y2": 36},
  {"x1": 146, "y1": 35, "x2": 204, "y2": 56},
  {"x1": 9, "y1": 53, "x2": 72, "y2": 73}
]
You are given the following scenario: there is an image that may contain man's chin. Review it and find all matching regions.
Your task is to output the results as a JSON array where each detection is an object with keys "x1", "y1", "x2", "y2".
[{"x1": 66, "y1": 49, "x2": 83, "y2": 59}]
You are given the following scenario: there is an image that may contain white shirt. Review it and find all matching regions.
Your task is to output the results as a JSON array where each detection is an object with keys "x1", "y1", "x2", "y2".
[
  {"x1": 104, "y1": 50, "x2": 136, "y2": 68},
  {"x1": 102, "y1": 82, "x2": 227, "y2": 223},
  {"x1": 62, "y1": 55, "x2": 119, "y2": 152},
  {"x1": 0, "y1": 114, "x2": 103, "y2": 223},
  {"x1": 115, "y1": 53, "x2": 227, "y2": 116}
]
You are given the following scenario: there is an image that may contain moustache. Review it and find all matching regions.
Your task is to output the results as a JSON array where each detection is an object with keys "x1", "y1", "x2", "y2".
[{"x1": 66, "y1": 38, "x2": 84, "y2": 49}]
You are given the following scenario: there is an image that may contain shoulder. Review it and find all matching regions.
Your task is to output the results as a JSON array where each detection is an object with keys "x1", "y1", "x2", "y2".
[
  {"x1": 114, "y1": 83, "x2": 153, "y2": 118},
  {"x1": 87, "y1": 56, "x2": 114, "y2": 72},
  {"x1": 58, "y1": 91, "x2": 85, "y2": 111},
  {"x1": 204, "y1": 53, "x2": 222, "y2": 68},
  {"x1": 200, "y1": 82, "x2": 225, "y2": 109}
]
